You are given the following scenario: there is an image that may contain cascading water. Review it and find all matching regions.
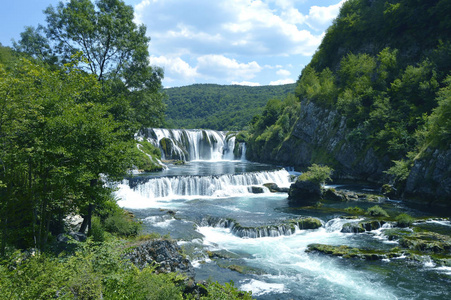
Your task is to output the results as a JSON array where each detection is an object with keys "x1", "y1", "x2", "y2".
[
  {"x1": 117, "y1": 128, "x2": 451, "y2": 299},
  {"x1": 138, "y1": 128, "x2": 242, "y2": 161},
  {"x1": 117, "y1": 169, "x2": 291, "y2": 206}
]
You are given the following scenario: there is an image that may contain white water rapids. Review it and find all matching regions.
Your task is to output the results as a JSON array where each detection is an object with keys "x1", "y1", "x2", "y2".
[{"x1": 117, "y1": 128, "x2": 451, "y2": 299}]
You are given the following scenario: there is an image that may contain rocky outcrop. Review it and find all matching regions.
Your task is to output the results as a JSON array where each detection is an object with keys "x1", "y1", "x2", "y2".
[
  {"x1": 341, "y1": 220, "x2": 387, "y2": 233},
  {"x1": 404, "y1": 146, "x2": 451, "y2": 206},
  {"x1": 254, "y1": 99, "x2": 390, "y2": 182},
  {"x1": 288, "y1": 180, "x2": 322, "y2": 206},
  {"x1": 126, "y1": 239, "x2": 195, "y2": 280}
]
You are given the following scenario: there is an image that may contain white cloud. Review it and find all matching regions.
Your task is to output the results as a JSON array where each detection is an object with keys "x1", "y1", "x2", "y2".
[
  {"x1": 148, "y1": 55, "x2": 198, "y2": 81},
  {"x1": 306, "y1": 0, "x2": 347, "y2": 30},
  {"x1": 196, "y1": 55, "x2": 262, "y2": 81},
  {"x1": 133, "y1": 0, "x2": 346, "y2": 86},
  {"x1": 269, "y1": 78, "x2": 296, "y2": 85},
  {"x1": 232, "y1": 81, "x2": 261, "y2": 86},
  {"x1": 276, "y1": 69, "x2": 291, "y2": 77}
]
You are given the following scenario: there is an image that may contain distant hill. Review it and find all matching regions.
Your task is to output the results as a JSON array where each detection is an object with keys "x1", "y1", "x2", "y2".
[{"x1": 163, "y1": 83, "x2": 296, "y2": 131}]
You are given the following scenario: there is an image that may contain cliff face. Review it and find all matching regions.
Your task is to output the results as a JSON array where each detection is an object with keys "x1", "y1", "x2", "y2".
[
  {"x1": 404, "y1": 146, "x2": 451, "y2": 206},
  {"x1": 258, "y1": 99, "x2": 390, "y2": 182},
  {"x1": 248, "y1": 98, "x2": 451, "y2": 205}
]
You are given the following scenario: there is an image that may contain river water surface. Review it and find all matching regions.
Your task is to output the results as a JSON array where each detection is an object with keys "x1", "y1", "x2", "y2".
[{"x1": 116, "y1": 129, "x2": 450, "y2": 299}]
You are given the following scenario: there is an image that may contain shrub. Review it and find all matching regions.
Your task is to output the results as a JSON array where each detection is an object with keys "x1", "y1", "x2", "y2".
[
  {"x1": 198, "y1": 280, "x2": 253, "y2": 300},
  {"x1": 395, "y1": 213, "x2": 414, "y2": 227},
  {"x1": 104, "y1": 211, "x2": 141, "y2": 237},
  {"x1": 89, "y1": 216, "x2": 105, "y2": 242},
  {"x1": 298, "y1": 164, "x2": 333, "y2": 185},
  {"x1": 367, "y1": 205, "x2": 389, "y2": 217}
]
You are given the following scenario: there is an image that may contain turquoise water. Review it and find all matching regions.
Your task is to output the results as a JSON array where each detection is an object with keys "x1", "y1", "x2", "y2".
[{"x1": 116, "y1": 160, "x2": 451, "y2": 299}]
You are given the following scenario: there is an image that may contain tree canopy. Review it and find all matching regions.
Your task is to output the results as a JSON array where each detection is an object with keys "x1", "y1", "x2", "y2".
[
  {"x1": 1, "y1": 0, "x2": 166, "y2": 253},
  {"x1": 164, "y1": 83, "x2": 295, "y2": 131},
  {"x1": 14, "y1": 0, "x2": 165, "y2": 131}
]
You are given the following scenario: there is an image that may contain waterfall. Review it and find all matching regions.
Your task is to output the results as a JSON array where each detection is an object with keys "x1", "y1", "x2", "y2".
[
  {"x1": 240, "y1": 143, "x2": 247, "y2": 161},
  {"x1": 138, "y1": 128, "x2": 240, "y2": 161},
  {"x1": 125, "y1": 169, "x2": 291, "y2": 200},
  {"x1": 200, "y1": 216, "x2": 323, "y2": 239}
]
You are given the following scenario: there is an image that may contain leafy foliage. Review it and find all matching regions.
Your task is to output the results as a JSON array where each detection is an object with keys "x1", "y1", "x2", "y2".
[
  {"x1": 13, "y1": 0, "x2": 166, "y2": 131},
  {"x1": 367, "y1": 205, "x2": 389, "y2": 218},
  {"x1": 298, "y1": 164, "x2": 334, "y2": 185},
  {"x1": 164, "y1": 83, "x2": 295, "y2": 130},
  {"x1": 395, "y1": 213, "x2": 414, "y2": 228},
  {"x1": 0, "y1": 56, "x2": 137, "y2": 252},
  {"x1": 248, "y1": 0, "x2": 451, "y2": 194}
]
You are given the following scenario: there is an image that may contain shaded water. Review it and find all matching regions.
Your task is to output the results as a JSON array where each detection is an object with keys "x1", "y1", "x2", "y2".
[{"x1": 116, "y1": 160, "x2": 451, "y2": 299}]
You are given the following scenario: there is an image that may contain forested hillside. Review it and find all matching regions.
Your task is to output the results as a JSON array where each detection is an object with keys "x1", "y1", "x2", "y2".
[
  {"x1": 246, "y1": 0, "x2": 451, "y2": 206},
  {"x1": 164, "y1": 83, "x2": 295, "y2": 130}
]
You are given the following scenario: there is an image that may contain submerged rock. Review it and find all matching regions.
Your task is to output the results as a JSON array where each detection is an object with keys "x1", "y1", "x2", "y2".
[
  {"x1": 250, "y1": 186, "x2": 265, "y2": 194},
  {"x1": 341, "y1": 220, "x2": 387, "y2": 233},
  {"x1": 263, "y1": 182, "x2": 289, "y2": 193},
  {"x1": 322, "y1": 188, "x2": 346, "y2": 201},
  {"x1": 306, "y1": 244, "x2": 403, "y2": 260},
  {"x1": 399, "y1": 232, "x2": 451, "y2": 254}
]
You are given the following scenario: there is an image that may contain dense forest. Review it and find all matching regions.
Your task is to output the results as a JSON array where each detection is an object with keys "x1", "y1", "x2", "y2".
[
  {"x1": 164, "y1": 83, "x2": 295, "y2": 130},
  {"x1": 246, "y1": 0, "x2": 451, "y2": 204}
]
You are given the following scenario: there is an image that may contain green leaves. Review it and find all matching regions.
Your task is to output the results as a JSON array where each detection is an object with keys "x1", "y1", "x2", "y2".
[
  {"x1": 0, "y1": 57, "x2": 135, "y2": 252},
  {"x1": 298, "y1": 164, "x2": 333, "y2": 186}
]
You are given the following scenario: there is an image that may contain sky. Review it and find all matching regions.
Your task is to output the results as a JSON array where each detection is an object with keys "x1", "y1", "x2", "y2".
[{"x1": 0, "y1": 0, "x2": 347, "y2": 88}]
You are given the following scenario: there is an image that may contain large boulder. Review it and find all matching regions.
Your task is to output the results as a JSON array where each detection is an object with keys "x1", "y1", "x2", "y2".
[
  {"x1": 126, "y1": 239, "x2": 195, "y2": 280},
  {"x1": 288, "y1": 180, "x2": 322, "y2": 206}
]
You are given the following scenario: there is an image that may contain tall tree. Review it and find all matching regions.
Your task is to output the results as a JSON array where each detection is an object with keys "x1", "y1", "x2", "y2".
[
  {"x1": 14, "y1": 0, "x2": 165, "y2": 130},
  {"x1": 0, "y1": 57, "x2": 134, "y2": 252}
]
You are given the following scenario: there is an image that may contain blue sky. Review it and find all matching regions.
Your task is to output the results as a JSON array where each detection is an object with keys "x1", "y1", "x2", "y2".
[{"x1": 0, "y1": 0, "x2": 346, "y2": 88}]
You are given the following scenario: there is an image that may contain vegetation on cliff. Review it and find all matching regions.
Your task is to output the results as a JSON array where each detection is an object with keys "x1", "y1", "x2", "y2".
[{"x1": 246, "y1": 0, "x2": 451, "y2": 204}]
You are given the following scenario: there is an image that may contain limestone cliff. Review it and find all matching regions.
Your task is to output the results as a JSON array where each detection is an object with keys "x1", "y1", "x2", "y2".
[
  {"x1": 404, "y1": 146, "x2": 451, "y2": 206},
  {"x1": 249, "y1": 99, "x2": 390, "y2": 182}
]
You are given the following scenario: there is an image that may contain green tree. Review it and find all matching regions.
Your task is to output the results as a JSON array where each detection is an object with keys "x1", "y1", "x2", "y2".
[
  {"x1": 0, "y1": 57, "x2": 134, "y2": 252},
  {"x1": 14, "y1": 0, "x2": 165, "y2": 130},
  {"x1": 299, "y1": 164, "x2": 333, "y2": 186}
]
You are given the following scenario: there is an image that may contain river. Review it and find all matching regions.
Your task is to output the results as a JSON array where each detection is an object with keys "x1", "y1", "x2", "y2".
[{"x1": 115, "y1": 129, "x2": 451, "y2": 299}]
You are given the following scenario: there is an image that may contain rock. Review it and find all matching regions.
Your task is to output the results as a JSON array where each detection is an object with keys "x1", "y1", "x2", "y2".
[
  {"x1": 399, "y1": 232, "x2": 451, "y2": 254},
  {"x1": 288, "y1": 180, "x2": 322, "y2": 205},
  {"x1": 263, "y1": 182, "x2": 289, "y2": 193},
  {"x1": 289, "y1": 217, "x2": 323, "y2": 229},
  {"x1": 126, "y1": 239, "x2": 195, "y2": 280},
  {"x1": 64, "y1": 215, "x2": 84, "y2": 232},
  {"x1": 263, "y1": 183, "x2": 279, "y2": 192},
  {"x1": 306, "y1": 243, "x2": 402, "y2": 260},
  {"x1": 250, "y1": 186, "x2": 265, "y2": 194},
  {"x1": 341, "y1": 223, "x2": 365, "y2": 233},
  {"x1": 57, "y1": 232, "x2": 87, "y2": 243},
  {"x1": 341, "y1": 220, "x2": 386, "y2": 233},
  {"x1": 322, "y1": 188, "x2": 346, "y2": 201},
  {"x1": 381, "y1": 184, "x2": 398, "y2": 198}
]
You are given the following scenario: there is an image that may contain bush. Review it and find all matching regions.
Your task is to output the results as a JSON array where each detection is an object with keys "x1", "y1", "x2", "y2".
[
  {"x1": 104, "y1": 211, "x2": 141, "y2": 237},
  {"x1": 367, "y1": 205, "x2": 389, "y2": 218},
  {"x1": 298, "y1": 164, "x2": 333, "y2": 185},
  {"x1": 197, "y1": 281, "x2": 253, "y2": 300},
  {"x1": 395, "y1": 213, "x2": 414, "y2": 227},
  {"x1": 89, "y1": 216, "x2": 105, "y2": 242}
]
